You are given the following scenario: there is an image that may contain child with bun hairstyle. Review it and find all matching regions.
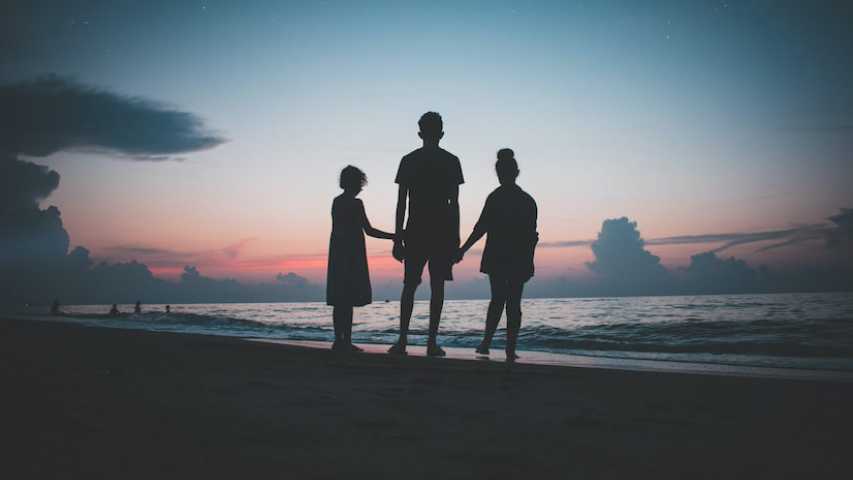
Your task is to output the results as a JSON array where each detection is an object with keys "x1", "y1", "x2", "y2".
[{"x1": 455, "y1": 149, "x2": 538, "y2": 361}]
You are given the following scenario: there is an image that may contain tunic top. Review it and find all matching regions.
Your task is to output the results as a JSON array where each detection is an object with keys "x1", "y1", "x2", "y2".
[
  {"x1": 326, "y1": 195, "x2": 372, "y2": 307},
  {"x1": 475, "y1": 184, "x2": 538, "y2": 282}
]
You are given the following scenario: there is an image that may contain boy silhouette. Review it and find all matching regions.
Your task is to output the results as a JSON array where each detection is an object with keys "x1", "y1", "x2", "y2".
[{"x1": 389, "y1": 112, "x2": 463, "y2": 356}]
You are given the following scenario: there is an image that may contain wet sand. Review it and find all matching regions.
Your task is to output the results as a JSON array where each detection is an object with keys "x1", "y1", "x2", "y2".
[{"x1": 2, "y1": 316, "x2": 852, "y2": 479}]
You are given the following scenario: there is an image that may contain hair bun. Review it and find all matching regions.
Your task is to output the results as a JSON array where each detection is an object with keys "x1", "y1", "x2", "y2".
[{"x1": 497, "y1": 148, "x2": 515, "y2": 161}]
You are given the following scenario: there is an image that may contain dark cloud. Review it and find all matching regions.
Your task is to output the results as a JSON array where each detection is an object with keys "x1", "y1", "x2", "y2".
[
  {"x1": 101, "y1": 240, "x2": 256, "y2": 272},
  {"x1": 529, "y1": 213, "x2": 853, "y2": 298},
  {"x1": 276, "y1": 272, "x2": 309, "y2": 288},
  {"x1": 537, "y1": 239, "x2": 593, "y2": 248},
  {"x1": 0, "y1": 75, "x2": 224, "y2": 160},
  {"x1": 586, "y1": 217, "x2": 668, "y2": 279},
  {"x1": 0, "y1": 154, "x2": 69, "y2": 265},
  {"x1": 1, "y1": 76, "x2": 234, "y2": 306},
  {"x1": 826, "y1": 208, "x2": 853, "y2": 251},
  {"x1": 683, "y1": 252, "x2": 760, "y2": 294},
  {"x1": 541, "y1": 209, "x2": 853, "y2": 256}
]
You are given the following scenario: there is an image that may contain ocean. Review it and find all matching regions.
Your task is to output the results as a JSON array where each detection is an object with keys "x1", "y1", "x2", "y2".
[{"x1": 50, "y1": 292, "x2": 853, "y2": 372}]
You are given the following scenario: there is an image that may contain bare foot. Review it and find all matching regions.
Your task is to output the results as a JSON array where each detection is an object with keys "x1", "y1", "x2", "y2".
[
  {"x1": 348, "y1": 343, "x2": 363, "y2": 353},
  {"x1": 387, "y1": 342, "x2": 407, "y2": 356},
  {"x1": 505, "y1": 350, "x2": 519, "y2": 363},
  {"x1": 427, "y1": 344, "x2": 446, "y2": 357},
  {"x1": 475, "y1": 345, "x2": 490, "y2": 356}
]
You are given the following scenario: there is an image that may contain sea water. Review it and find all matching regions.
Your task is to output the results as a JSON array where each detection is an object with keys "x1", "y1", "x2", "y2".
[{"x1": 53, "y1": 292, "x2": 853, "y2": 372}]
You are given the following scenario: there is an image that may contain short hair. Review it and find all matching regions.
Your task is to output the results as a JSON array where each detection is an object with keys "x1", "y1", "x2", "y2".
[
  {"x1": 418, "y1": 111, "x2": 443, "y2": 135},
  {"x1": 495, "y1": 148, "x2": 519, "y2": 179},
  {"x1": 339, "y1": 165, "x2": 367, "y2": 190}
]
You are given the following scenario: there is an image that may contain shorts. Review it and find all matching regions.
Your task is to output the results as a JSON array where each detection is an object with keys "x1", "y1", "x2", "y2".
[{"x1": 403, "y1": 252, "x2": 454, "y2": 286}]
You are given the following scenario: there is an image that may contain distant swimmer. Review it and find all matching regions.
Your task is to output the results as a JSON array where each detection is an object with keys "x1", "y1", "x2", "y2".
[
  {"x1": 109, "y1": 304, "x2": 120, "y2": 316},
  {"x1": 134, "y1": 300, "x2": 141, "y2": 314},
  {"x1": 165, "y1": 305, "x2": 171, "y2": 314},
  {"x1": 50, "y1": 299, "x2": 61, "y2": 315}
]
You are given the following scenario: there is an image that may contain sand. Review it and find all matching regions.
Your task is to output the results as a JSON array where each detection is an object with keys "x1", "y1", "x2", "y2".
[{"x1": 2, "y1": 316, "x2": 852, "y2": 479}]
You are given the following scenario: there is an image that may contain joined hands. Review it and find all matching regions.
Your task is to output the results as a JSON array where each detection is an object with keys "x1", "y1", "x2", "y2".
[{"x1": 392, "y1": 240, "x2": 405, "y2": 263}]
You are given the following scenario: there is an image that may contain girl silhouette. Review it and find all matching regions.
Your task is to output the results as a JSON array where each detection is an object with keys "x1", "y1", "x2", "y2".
[{"x1": 326, "y1": 166, "x2": 395, "y2": 351}]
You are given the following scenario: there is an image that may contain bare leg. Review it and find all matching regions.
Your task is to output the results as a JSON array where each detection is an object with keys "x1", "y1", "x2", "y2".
[
  {"x1": 478, "y1": 275, "x2": 507, "y2": 354},
  {"x1": 332, "y1": 306, "x2": 350, "y2": 350},
  {"x1": 342, "y1": 308, "x2": 362, "y2": 352},
  {"x1": 426, "y1": 279, "x2": 447, "y2": 356},
  {"x1": 428, "y1": 279, "x2": 444, "y2": 344},
  {"x1": 390, "y1": 284, "x2": 417, "y2": 354},
  {"x1": 505, "y1": 281, "x2": 525, "y2": 362}
]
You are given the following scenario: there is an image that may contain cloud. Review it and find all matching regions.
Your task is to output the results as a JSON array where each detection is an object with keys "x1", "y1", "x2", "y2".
[
  {"x1": 1, "y1": 76, "x2": 234, "y2": 305},
  {"x1": 101, "y1": 239, "x2": 257, "y2": 272},
  {"x1": 276, "y1": 272, "x2": 309, "y2": 288},
  {"x1": 0, "y1": 75, "x2": 224, "y2": 160},
  {"x1": 537, "y1": 239, "x2": 593, "y2": 248},
  {"x1": 541, "y1": 210, "x2": 852, "y2": 256},
  {"x1": 586, "y1": 217, "x2": 668, "y2": 278},
  {"x1": 682, "y1": 252, "x2": 760, "y2": 293},
  {"x1": 530, "y1": 213, "x2": 853, "y2": 298},
  {"x1": 0, "y1": 154, "x2": 69, "y2": 265},
  {"x1": 826, "y1": 208, "x2": 853, "y2": 251}
]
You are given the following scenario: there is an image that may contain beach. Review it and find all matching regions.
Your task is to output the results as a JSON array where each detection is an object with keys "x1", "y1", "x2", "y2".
[{"x1": 2, "y1": 316, "x2": 852, "y2": 479}]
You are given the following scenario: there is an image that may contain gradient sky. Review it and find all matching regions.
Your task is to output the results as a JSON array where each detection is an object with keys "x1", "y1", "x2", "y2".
[{"x1": 3, "y1": 0, "x2": 852, "y2": 282}]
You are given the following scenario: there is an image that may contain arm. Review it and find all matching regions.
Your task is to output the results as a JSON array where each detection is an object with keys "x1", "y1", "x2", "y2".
[
  {"x1": 364, "y1": 218, "x2": 395, "y2": 240},
  {"x1": 459, "y1": 217, "x2": 486, "y2": 255},
  {"x1": 449, "y1": 184, "x2": 460, "y2": 248},
  {"x1": 392, "y1": 185, "x2": 408, "y2": 261},
  {"x1": 395, "y1": 184, "x2": 407, "y2": 238},
  {"x1": 455, "y1": 199, "x2": 488, "y2": 262},
  {"x1": 359, "y1": 201, "x2": 395, "y2": 240}
]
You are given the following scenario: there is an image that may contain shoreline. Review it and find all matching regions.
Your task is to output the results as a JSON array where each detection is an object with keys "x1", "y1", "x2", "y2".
[
  {"x1": 13, "y1": 311, "x2": 853, "y2": 382},
  {"x1": 3, "y1": 316, "x2": 853, "y2": 478},
  {"x1": 253, "y1": 338, "x2": 853, "y2": 383}
]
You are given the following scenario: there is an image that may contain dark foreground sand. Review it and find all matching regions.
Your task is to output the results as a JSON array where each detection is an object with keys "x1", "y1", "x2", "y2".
[{"x1": 2, "y1": 317, "x2": 852, "y2": 479}]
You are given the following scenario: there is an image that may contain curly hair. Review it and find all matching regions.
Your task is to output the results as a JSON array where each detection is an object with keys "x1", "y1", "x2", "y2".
[
  {"x1": 339, "y1": 165, "x2": 367, "y2": 190},
  {"x1": 418, "y1": 111, "x2": 443, "y2": 135}
]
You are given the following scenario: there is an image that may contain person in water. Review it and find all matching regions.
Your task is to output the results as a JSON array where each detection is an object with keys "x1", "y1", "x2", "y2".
[
  {"x1": 109, "y1": 304, "x2": 120, "y2": 316},
  {"x1": 134, "y1": 300, "x2": 141, "y2": 314},
  {"x1": 326, "y1": 166, "x2": 396, "y2": 352},
  {"x1": 456, "y1": 149, "x2": 538, "y2": 362},
  {"x1": 165, "y1": 305, "x2": 171, "y2": 314}
]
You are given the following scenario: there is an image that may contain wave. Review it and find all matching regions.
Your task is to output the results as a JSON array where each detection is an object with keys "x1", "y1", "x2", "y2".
[{"x1": 62, "y1": 311, "x2": 853, "y2": 359}]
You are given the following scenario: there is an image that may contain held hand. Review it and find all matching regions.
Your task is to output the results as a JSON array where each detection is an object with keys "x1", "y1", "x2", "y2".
[
  {"x1": 392, "y1": 241, "x2": 405, "y2": 263},
  {"x1": 452, "y1": 247, "x2": 465, "y2": 264}
]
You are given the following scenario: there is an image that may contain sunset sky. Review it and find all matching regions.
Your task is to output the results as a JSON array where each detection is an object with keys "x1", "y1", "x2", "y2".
[{"x1": 3, "y1": 1, "x2": 851, "y2": 285}]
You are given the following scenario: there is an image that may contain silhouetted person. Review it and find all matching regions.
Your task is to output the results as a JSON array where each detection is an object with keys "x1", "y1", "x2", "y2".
[
  {"x1": 389, "y1": 112, "x2": 464, "y2": 357},
  {"x1": 456, "y1": 149, "x2": 538, "y2": 362},
  {"x1": 134, "y1": 300, "x2": 141, "y2": 314},
  {"x1": 50, "y1": 299, "x2": 61, "y2": 315},
  {"x1": 109, "y1": 304, "x2": 120, "y2": 316},
  {"x1": 165, "y1": 305, "x2": 171, "y2": 314},
  {"x1": 327, "y1": 166, "x2": 396, "y2": 352}
]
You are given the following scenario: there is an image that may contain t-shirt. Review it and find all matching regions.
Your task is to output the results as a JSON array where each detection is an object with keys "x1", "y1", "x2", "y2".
[
  {"x1": 477, "y1": 184, "x2": 538, "y2": 280},
  {"x1": 395, "y1": 147, "x2": 464, "y2": 235}
]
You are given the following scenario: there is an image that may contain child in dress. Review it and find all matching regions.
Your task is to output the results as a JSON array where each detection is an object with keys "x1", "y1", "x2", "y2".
[{"x1": 327, "y1": 166, "x2": 395, "y2": 351}]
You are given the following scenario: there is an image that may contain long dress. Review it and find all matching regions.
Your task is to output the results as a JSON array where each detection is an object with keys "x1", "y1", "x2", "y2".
[{"x1": 326, "y1": 195, "x2": 372, "y2": 307}]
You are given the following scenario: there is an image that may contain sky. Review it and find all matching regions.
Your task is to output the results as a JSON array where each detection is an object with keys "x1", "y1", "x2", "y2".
[{"x1": 1, "y1": 0, "x2": 851, "y2": 299}]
